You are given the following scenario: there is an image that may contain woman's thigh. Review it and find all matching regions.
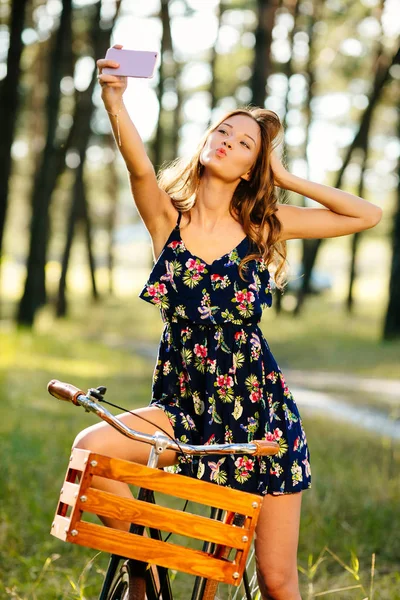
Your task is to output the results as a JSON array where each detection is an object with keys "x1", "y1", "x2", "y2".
[
  {"x1": 72, "y1": 405, "x2": 178, "y2": 468},
  {"x1": 255, "y1": 493, "x2": 302, "y2": 596}
]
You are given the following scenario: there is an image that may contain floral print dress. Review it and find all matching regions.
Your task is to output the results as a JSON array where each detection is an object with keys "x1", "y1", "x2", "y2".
[{"x1": 138, "y1": 211, "x2": 311, "y2": 495}]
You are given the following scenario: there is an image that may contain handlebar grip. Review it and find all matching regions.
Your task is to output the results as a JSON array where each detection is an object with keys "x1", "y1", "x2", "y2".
[
  {"x1": 47, "y1": 379, "x2": 85, "y2": 406},
  {"x1": 253, "y1": 440, "x2": 280, "y2": 456}
]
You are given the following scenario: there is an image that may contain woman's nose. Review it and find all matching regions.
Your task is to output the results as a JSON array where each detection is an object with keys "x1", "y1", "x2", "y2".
[{"x1": 222, "y1": 139, "x2": 232, "y2": 149}]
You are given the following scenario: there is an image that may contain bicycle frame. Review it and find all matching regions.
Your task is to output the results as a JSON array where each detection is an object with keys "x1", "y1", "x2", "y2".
[{"x1": 48, "y1": 380, "x2": 279, "y2": 600}]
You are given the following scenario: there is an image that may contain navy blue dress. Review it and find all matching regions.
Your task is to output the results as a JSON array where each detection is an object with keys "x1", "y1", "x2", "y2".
[{"x1": 139, "y1": 211, "x2": 311, "y2": 495}]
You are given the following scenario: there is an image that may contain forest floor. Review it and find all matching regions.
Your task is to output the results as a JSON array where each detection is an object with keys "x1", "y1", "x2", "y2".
[{"x1": 0, "y1": 294, "x2": 399, "y2": 599}]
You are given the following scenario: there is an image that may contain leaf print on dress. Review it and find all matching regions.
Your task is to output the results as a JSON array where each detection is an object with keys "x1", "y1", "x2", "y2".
[
  {"x1": 221, "y1": 308, "x2": 243, "y2": 325},
  {"x1": 160, "y1": 260, "x2": 182, "y2": 292},
  {"x1": 178, "y1": 370, "x2": 191, "y2": 398},
  {"x1": 232, "y1": 282, "x2": 255, "y2": 318},
  {"x1": 265, "y1": 427, "x2": 288, "y2": 458},
  {"x1": 193, "y1": 342, "x2": 208, "y2": 373},
  {"x1": 167, "y1": 240, "x2": 185, "y2": 255},
  {"x1": 223, "y1": 247, "x2": 242, "y2": 267},
  {"x1": 208, "y1": 394, "x2": 223, "y2": 424},
  {"x1": 249, "y1": 332, "x2": 262, "y2": 361},
  {"x1": 215, "y1": 372, "x2": 235, "y2": 403},
  {"x1": 234, "y1": 456, "x2": 255, "y2": 484},
  {"x1": 182, "y1": 258, "x2": 207, "y2": 288},
  {"x1": 210, "y1": 273, "x2": 231, "y2": 290},
  {"x1": 245, "y1": 374, "x2": 263, "y2": 404},
  {"x1": 192, "y1": 391, "x2": 205, "y2": 415},
  {"x1": 291, "y1": 460, "x2": 303, "y2": 486},
  {"x1": 232, "y1": 396, "x2": 244, "y2": 420},
  {"x1": 240, "y1": 412, "x2": 260, "y2": 441},
  {"x1": 282, "y1": 402, "x2": 299, "y2": 429},
  {"x1": 180, "y1": 347, "x2": 193, "y2": 369},
  {"x1": 198, "y1": 289, "x2": 219, "y2": 322},
  {"x1": 209, "y1": 458, "x2": 228, "y2": 484},
  {"x1": 142, "y1": 282, "x2": 169, "y2": 309}
]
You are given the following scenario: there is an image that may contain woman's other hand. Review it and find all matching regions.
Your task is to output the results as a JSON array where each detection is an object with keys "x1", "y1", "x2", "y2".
[
  {"x1": 270, "y1": 149, "x2": 289, "y2": 188},
  {"x1": 97, "y1": 44, "x2": 127, "y2": 112}
]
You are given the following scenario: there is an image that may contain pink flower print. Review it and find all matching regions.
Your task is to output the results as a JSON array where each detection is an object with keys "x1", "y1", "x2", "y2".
[
  {"x1": 234, "y1": 456, "x2": 254, "y2": 472},
  {"x1": 266, "y1": 371, "x2": 278, "y2": 384},
  {"x1": 238, "y1": 302, "x2": 247, "y2": 311},
  {"x1": 216, "y1": 374, "x2": 234, "y2": 388},
  {"x1": 158, "y1": 283, "x2": 167, "y2": 294},
  {"x1": 293, "y1": 437, "x2": 300, "y2": 451},
  {"x1": 235, "y1": 291, "x2": 246, "y2": 303},
  {"x1": 194, "y1": 343, "x2": 208, "y2": 358},
  {"x1": 185, "y1": 258, "x2": 198, "y2": 270},
  {"x1": 246, "y1": 291, "x2": 255, "y2": 302},
  {"x1": 147, "y1": 285, "x2": 158, "y2": 297},
  {"x1": 250, "y1": 389, "x2": 262, "y2": 403},
  {"x1": 302, "y1": 458, "x2": 311, "y2": 478},
  {"x1": 196, "y1": 262, "x2": 206, "y2": 273},
  {"x1": 265, "y1": 428, "x2": 283, "y2": 442},
  {"x1": 168, "y1": 241, "x2": 180, "y2": 249},
  {"x1": 211, "y1": 274, "x2": 223, "y2": 282}
]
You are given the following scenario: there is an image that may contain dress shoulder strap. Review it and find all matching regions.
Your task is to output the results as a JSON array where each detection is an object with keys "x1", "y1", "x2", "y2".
[{"x1": 174, "y1": 210, "x2": 182, "y2": 230}]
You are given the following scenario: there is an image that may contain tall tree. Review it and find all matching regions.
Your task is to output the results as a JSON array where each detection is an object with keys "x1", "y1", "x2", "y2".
[
  {"x1": 152, "y1": 0, "x2": 174, "y2": 170},
  {"x1": 0, "y1": 0, "x2": 29, "y2": 275},
  {"x1": 294, "y1": 43, "x2": 400, "y2": 314},
  {"x1": 346, "y1": 0, "x2": 385, "y2": 312},
  {"x1": 251, "y1": 0, "x2": 279, "y2": 107},
  {"x1": 56, "y1": 0, "x2": 122, "y2": 317},
  {"x1": 17, "y1": 0, "x2": 73, "y2": 325},
  {"x1": 383, "y1": 102, "x2": 400, "y2": 340}
]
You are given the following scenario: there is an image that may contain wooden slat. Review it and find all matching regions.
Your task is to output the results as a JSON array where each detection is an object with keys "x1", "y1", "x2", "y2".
[
  {"x1": 50, "y1": 515, "x2": 71, "y2": 541},
  {"x1": 59, "y1": 481, "x2": 79, "y2": 506},
  {"x1": 70, "y1": 448, "x2": 91, "y2": 471},
  {"x1": 80, "y1": 488, "x2": 250, "y2": 550},
  {"x1": 67, "y1": 521, "x2": 243, "y2": 585},
  {"x1": 88, "y1": 454, "x2": 263, "y2": 515}
]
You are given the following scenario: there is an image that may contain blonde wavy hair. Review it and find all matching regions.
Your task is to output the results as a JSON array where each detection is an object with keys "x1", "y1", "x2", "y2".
[{"x1": 156, "y1": 106, "x2": 288, "y2": 289}]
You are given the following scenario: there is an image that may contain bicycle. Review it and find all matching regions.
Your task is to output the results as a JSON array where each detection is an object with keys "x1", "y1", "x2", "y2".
[{"x1": 48, "y1": 379, "x2": 279, "y2": 600}]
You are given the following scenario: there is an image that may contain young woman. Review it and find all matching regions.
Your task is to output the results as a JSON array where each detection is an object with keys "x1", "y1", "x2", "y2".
[{"x1": 73, "y1": 45, "x2": 382, "y2": 600}]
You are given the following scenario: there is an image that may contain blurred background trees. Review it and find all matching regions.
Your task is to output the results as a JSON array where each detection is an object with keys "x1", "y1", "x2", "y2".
[{"x1": 0, "y1": 0, "x2": 399, "y2": 338}]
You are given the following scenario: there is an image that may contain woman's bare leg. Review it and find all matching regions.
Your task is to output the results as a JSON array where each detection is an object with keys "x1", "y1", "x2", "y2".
[
  {"x1": 72, "y1": 405, "x2": 177, "y2": 531},
  {"x1": 255, "y1": 493, "x2": 302, "y2": 600}
]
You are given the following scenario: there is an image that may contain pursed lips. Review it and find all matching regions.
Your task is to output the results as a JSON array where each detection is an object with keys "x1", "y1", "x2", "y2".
[{"x1": 216, "y1": 147, "x2": 227, "y2": 156}]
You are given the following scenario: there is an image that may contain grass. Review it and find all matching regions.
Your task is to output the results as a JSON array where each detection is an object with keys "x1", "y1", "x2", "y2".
[{"x1": 0, "y1": 295, "x2": 399, "y2": 599}]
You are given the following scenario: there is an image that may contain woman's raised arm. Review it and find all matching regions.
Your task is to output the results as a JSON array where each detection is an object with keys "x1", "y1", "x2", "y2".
[
  {"x1": 270, "y1": 151, "x2": 382, "y2": 240},
  {"x1": 97, "y1": 45, "x2": 176, "y2": 235}
]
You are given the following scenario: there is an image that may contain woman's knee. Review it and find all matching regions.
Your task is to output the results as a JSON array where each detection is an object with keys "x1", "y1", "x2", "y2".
[
  {"x1": 72, "y1": 424, "x2": 103, "y2": 452},
  {"x1": 256, "y1": 561, "x2": 300, "y2": 600}
]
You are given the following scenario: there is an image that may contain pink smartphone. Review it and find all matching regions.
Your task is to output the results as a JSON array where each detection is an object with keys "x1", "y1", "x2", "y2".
[{"x1": 103, "y1": 48, "x2": 158, "y2": 78}]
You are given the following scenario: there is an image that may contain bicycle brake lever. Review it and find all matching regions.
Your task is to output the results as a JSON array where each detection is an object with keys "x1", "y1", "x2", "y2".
[{"x1": 88, "y1": 386, "x2": 107, "y2": 401}]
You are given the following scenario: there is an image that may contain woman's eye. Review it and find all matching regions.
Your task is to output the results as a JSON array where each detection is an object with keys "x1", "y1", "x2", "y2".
[
  {"x1": 241, "y1": 141, "x2": 250, "y2": 148},
  {"x1": 218, "y1": 128, "x2": 226, "y2": 134}
]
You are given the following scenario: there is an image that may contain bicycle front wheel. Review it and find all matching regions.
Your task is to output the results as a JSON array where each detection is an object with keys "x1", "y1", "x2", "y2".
[{"x1": 105, "y1": 561, "x2": 145, "y2": 600}]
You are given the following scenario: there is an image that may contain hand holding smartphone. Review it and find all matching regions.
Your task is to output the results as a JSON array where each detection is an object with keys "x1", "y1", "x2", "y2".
[{"x1": 102, "y1": 48, "x2": 158, "y2": 78}]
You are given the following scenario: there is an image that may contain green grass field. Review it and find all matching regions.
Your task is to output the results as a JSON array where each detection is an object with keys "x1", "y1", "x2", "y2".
[{"x1": 1, "y1": 295, "x2": 399, "y2": 599}]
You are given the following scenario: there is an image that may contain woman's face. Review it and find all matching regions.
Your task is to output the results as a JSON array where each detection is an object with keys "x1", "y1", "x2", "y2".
[{"x1": 200, "y1": 114, "x2": 261, "y2": 182}]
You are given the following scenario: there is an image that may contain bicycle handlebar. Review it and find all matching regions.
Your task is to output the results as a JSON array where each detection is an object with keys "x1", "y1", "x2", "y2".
[{"x1": 48, "y1": 379, "x2": 279, "y2": 458}]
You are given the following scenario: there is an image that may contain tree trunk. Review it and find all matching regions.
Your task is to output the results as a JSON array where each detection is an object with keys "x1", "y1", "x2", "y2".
[
  {"x1": 106, "y1": 138, "x2": 119, "y2": 295},
  {"x1": 152, "y1": 0, "x2": 173, "y2": 170},
  {"x1": 383, "y1": 107, "x2": 400, "y2": 340},
  {"x1": 0, "y1": 0, "x2": 29, "y2": 267},
  {"x1": 56, "y1": 0, "x2": 122, "y2": 317},
  {"x1": 346, "y1": 149, "x2": 368, "y2": 312},
  {"x1": 294, "y1": 43, "x2": 400, "y2": 315},
  {"x1": 250, "y1": 0, "x2": 279, "y2": 107},
  {"x1": 17, "y1": 0, "x2": 73, "y2": 326}
]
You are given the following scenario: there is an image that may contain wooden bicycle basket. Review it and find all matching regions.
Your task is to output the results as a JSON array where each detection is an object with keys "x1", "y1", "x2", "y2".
[{"x1": 51, "y1": 448, "x2": 263, "y2": 585}]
